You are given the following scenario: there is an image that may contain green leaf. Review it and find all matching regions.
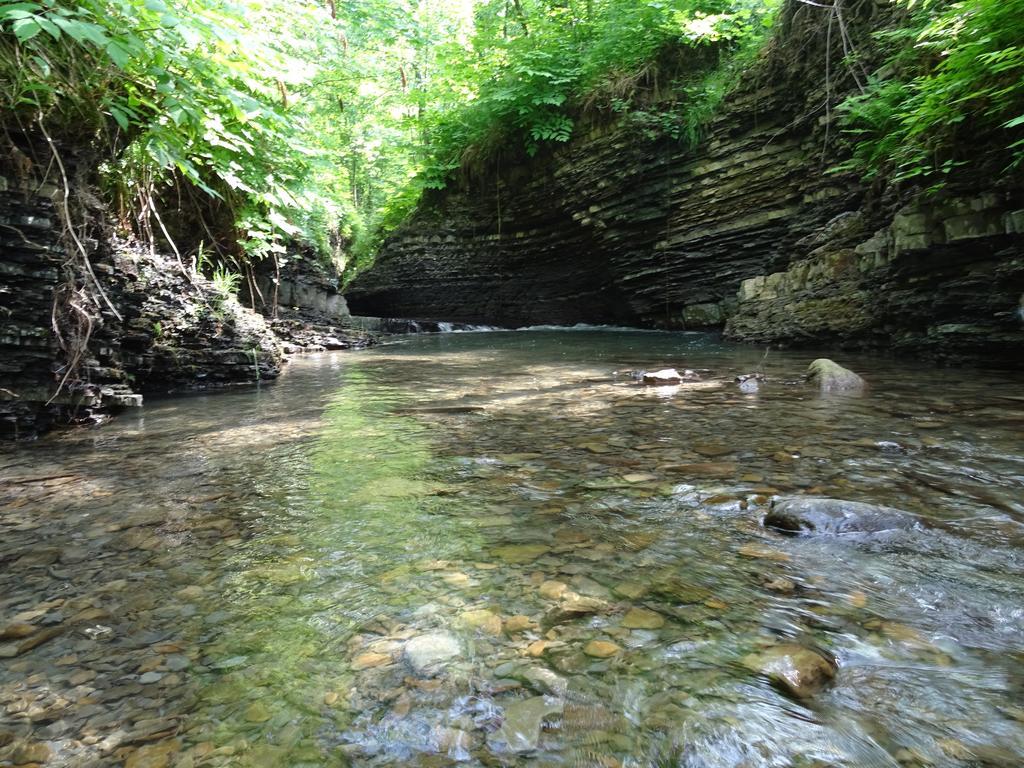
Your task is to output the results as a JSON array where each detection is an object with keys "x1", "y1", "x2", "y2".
[
  {"x1": 109, "y1": 105, "x2": 131, "y2": 131},
  {"x1": 11, "y1": 17, "x2": 42, "y2": 42},
  {"x1": 105, "y1": 39, "x2": 133, "y2": 68}
]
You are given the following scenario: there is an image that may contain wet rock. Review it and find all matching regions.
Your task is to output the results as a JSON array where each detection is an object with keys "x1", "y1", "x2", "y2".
[
  {"x1": 404, "y1": 632, "x2": 461, "y2": 675},
  {"x1": 518, "y1": 666, "x2": 569, "y2": 697},
  {"x1": 735, "y1": 372, "x2": 765, "y2": 395},
  {"x1": 620, "y1": 608, "x2": 665, "y2": 630},
  {"x1": 351, "y1": 652, "x2": 392, "y2": 671},
  {"x1": 505, "y1": 615, "x2": 535, "y2": 634},
  {"x1": 805, "y1": 359, "x2": 865, "y2": 392},
  {"x1": 244, "y1": 701, "x2": 272, "y2": 723},
  {"x1": 12, "y1": 547, "x2": 61, "y2": 567},
  {"x1": 622, "y1": 472, "x2": 658, "y2": 483},
  {"x1": 659, "y1": 462, "x2": 737, "y2": 478},
  {"x1": 123, "y1": 739, "x2": 180, "y2": 768},
  {"x1": 766, "y1": 497, "x2": 920, "y2": 535},
  {"x1": 431, "y1": 726, "x2": 471, "y2": 755},
  {"x1": 459, "y1": 609, "x2": 503, "y2": 636},
  {"x1": 542, "y1": 595, "x2": 610, "y2": 628},
  {"x1": 642, "y1": 369, "x2": 691, "y2": 385},
  {"x1": 492, "y1": 544, "x2": 549, "y2": 564},
  {"x1": 12, "y1": 625, "x2": 63, "y2": 655},
  {"x1": 0, "y1": 623, "x2": 36, "y2": 641},
  {"x1": 743, "y1": 644, "x2": 837, "y2": 699},
  {"x1": 526, "y1": 640, "x2": 559, "y2": 657},
  {"x1": 9, "y1": 741, "x2": 52, "y2": 764},
  {"x1": 612, "y1": 582, "x2": 648, "y2": 600},
  {"x1": 583, "y1": 640, "x2": 621, "y2": 658},
  {"x1": 539, "y1": 580, "x2": 569, "y2": 600},
  {"x1": 489, "y1": 695, "x2": 564, "y2": 753},
  {"x1": 737, "y1": 543, "x2": 791, "y2": 562}
]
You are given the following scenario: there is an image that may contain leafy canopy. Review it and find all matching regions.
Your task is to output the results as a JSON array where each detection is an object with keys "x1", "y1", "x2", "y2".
[
  {"x1": 1, "y1": 0, "x2": 778, "y2": 277},
  {"x1": 1, "y1": 0, "x2": 345, "y2": 264}
]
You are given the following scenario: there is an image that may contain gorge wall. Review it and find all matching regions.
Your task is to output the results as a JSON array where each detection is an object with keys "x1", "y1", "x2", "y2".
[
  {"x1": 0, "y1": 153, "x2": 284, "y2": 439},
  {"x1": 346, "y1": 0, "x2": 1024, "y2": 364}
]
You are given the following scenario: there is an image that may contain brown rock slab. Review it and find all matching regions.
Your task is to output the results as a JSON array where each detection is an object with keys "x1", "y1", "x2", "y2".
[
  {"x1": 0, "y1": 623, "x2": 36, "y2": 641},
  {"x1": 351, "y1": 652, "x2": 391, "y2": 671},
  {"x1": 738, "y1": 543, "x2": 791, "y2": 562},
  {"x1": 505, "y1": 615, "x2": 536, "y2": 634}
]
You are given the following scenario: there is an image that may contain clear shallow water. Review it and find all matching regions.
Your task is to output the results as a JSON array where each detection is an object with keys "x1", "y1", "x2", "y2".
[{"x1": 1, "y1": 330, "x2": 1023, "y2": 768}]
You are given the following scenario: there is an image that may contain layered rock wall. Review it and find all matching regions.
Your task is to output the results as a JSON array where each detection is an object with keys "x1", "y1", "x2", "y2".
[
  {"x1": 0, "y1": 160, "x2": 283, "y2": 438},
  {"x1": 727, "y1": 194, "x2": 1024, "y2": 362},
  {"x1": 347, "y1": 0, "x2": 1024, "y2": 363}
]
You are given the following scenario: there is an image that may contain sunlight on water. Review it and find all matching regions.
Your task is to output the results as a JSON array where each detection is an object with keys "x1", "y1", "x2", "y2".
[{"x1": 1, "y1": 331, "x2": 1023, "y2": 767}]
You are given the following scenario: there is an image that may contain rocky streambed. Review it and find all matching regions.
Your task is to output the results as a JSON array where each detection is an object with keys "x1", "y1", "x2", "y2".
[{"x1": 1, "y1": 330, "x2": 1023, "y2": 767}]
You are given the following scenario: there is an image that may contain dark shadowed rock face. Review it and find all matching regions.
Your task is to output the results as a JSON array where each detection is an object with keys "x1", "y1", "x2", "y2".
[
  {"x1": 765, "y1": 497, "x2": 921, "y2": 536},
  {"x1": 347, "y1": 0, "x2": 1024, "y2": 365}
]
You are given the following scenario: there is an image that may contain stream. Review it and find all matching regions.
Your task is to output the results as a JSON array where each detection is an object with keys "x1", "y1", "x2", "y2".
[{"x1": 2, "y1": 329, "x2": 1023, "y2": 768}]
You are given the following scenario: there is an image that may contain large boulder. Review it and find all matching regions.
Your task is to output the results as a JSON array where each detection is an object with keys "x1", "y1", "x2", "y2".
[
  {"x1": 805, "y1": 359, "x2": 866, "y2": 392},
  {"x1": 766, "y1": 497, "x2": 920, "y2": 535}
]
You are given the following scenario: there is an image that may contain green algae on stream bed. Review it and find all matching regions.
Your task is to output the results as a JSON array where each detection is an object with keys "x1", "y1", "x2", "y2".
[{"x1": 1, "y1": 330, "x2": 1023, "y2": 767}]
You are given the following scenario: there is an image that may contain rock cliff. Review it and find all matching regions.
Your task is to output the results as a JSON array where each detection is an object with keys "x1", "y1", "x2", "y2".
[
  {"x1": 346, "y1": 0, "x2": 1024, "y2": 364},
  {"x1": 0, "y1": 155, "x2": 283, "y2": 438}
]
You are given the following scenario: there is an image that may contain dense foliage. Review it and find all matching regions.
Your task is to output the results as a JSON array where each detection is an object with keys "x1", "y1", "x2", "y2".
[
  {"x1": 1, "y1": 0, "x2": 780, "y2": 278},
  {"x1": 0, "y1": 0, "x2": 347, "y2": 269},
  {"x1": 836, "y1": 0, "x2": 1024, "y2": 184},
  {"x1": 6, "y1": 0, "x2": 1019, "y2": 282}
]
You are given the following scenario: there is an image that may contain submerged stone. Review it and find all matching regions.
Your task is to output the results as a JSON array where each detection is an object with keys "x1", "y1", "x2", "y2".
[
  {"x1": 404, "y1": 632, "x2": 461, "y2": 675},
  {"x1": 244, "y1": 701, "x2": 272, "y2": 723},
  {"x1": 489, "y1": 695, "x2": 564, "y2": 753},
  {"x1": 766, "y1": 497, "x2": 920, "y2": 535},
  {"x1": 620, "y1": 607, "x2": 665, "y2": 630},
  {"x1": 459, "y1": 609, "x2": 503, "y2": 636},
  {"x1": 492, "y1": 544, "x2": 549, "y2": 564},
  {"x1": 583, "y1": 640, "x2": 621, "y2": 658},
  {"x1": 351, "y1": 651, "x2": 392, "y2": 671},
  {"x1": 517, "y1": 666, "x2": 569, "y2": 697}
]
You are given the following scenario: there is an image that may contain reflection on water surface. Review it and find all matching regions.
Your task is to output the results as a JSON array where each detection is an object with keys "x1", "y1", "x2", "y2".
[{"x1": 1, "y1": 330, "x2": 1023, "y2": 767}]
